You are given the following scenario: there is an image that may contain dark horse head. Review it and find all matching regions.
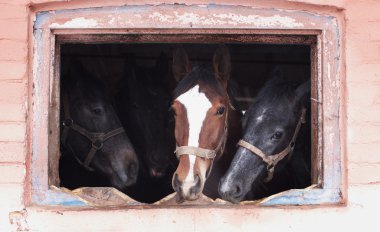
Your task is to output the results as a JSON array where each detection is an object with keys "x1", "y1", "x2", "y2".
[
  {"x1": 219, "y1": 69, "x2": 311, "y2": 203},
  {"x1": 60, "y1": 59, "x2": 139, "y2": 190},
  {"x1": 171, "y1": 46, "x2": 242, "y2": 201},
  {"x1": 116, "y1": 53, "x2": 175, "y2": 179}
]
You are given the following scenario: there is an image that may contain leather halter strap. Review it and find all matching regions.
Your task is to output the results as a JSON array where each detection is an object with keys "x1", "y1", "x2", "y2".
[
  {"x1": 175, "y1": 146, "x2": 217, "y2": 159},
  {"x1": 237, "y1": 108, "x2": 306, "y2": 182},
  {"x1": 61, "y1": 93, "x2": 125, "y2": 171}
]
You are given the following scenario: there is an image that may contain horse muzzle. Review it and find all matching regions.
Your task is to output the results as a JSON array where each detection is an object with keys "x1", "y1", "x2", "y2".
[{"x1": 172, "y1": 173, "x2": 203, "y2": 202}]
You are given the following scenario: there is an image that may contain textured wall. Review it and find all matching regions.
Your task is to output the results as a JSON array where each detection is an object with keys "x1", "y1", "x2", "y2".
[{"x1": 0, "y1": 0, "x2": 379, "y2": 231}]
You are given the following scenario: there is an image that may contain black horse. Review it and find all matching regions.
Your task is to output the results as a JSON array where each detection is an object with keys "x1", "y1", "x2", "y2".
[
  {"x1": 115, "y1": 54, "x2": 176, "y2": 203},
  {"x1": 59, "y1": 59, "x2": 139, "y2": 191},
  {"x1": 219, "y1": 69, "x2": 311, "y2": 203}
]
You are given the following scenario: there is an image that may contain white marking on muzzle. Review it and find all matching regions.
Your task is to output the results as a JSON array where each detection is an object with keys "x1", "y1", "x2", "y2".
[{"x1": 176, "y1": 85, "x2": 211, "y2": 192}]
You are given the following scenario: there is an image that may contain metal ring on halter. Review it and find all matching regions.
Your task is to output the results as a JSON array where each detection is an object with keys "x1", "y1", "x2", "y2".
[
  {"x1": 63, "y1": 118, "x2": 73, "y2": 127},
  {"x1": 92, "y1": 139, "x2": 104, "y2": 150}
]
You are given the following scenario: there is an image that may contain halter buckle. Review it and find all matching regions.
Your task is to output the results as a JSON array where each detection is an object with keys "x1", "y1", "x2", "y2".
[
  {"x1": 266, "y1": 163, "x2": 274, "y2": 171},
  {"x1": 92, "y1": 139, "x2": 103, "y2": 150},
  {"x1": 63, "y1": 118, "x2": 73, "y2": 127}
]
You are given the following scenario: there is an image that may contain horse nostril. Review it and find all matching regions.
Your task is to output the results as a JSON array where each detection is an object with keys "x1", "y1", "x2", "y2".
[
  {"x1": 172, "y1": 173, "x2": 181, "y2": 191},
  {"x1": 227, "y1": 182, "x2": 243, "y2": 201},
  {"x1": 219, "y1": 178, "x2": 244, "y2": 203},
  {"x1": 128, "y1": 162, "x2": 138, "y2": 178},
  {"x1": 194, "y1": 174, "x2": 200, "y2": 186},
  {"x1": 235, "y1": 184, "x2": 241, "y2": 196},
  {"x1": 189, "y1": 175, "x2": 202, "y2": 196}
]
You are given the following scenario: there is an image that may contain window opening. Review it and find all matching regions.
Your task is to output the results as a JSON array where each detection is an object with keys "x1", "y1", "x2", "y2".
[{"x1": 57, "y1": 42, "x2": 312, "y2": 205}]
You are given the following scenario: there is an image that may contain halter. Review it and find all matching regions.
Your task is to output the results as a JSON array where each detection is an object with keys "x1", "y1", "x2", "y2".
[
  {"x1": 237, "y1": 108, "x2": 306, "y2": 182},
  {"x1": 174, "y1": 104, "x2": 229, "y2": 161},
  {"x1": 61, "y1": 93, "x2": 125, "y2": 171}
]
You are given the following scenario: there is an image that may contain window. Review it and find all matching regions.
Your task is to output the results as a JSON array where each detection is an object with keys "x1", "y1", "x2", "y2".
[{"x1": 30, "y1": 4, "x2": 344, "y2": 206}]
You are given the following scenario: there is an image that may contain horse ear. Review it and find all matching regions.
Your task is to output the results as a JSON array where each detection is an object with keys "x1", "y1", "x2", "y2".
[
  {"x1": 295, "y1": 79, "x2": 311, "y2": 106},
  {"x1": 213, "y1": 45, "x2": 231, "y2": 89},
  {"x1": 172, "y1": 47, "x2": 190, "y2": 82}
]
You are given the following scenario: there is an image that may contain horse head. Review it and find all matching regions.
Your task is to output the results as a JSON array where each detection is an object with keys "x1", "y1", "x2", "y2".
[
  {"x1": 171, "y1": 46, "x2": 233, "y2": 201},
  {"x1": 219, "y1": 68, "x2": 311, "y2": 203},
  {"x1": 61, "y1": 59, "x2": 139, "y2": 190}
]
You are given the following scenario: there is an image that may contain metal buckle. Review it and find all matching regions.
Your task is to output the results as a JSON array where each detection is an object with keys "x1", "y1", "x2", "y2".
[
  {"x1": 92, "y1": 139, "x2": 103, "y2": 150},
  {"x1": 63, "y1": 118, "x2": 73, "y2": 127}
]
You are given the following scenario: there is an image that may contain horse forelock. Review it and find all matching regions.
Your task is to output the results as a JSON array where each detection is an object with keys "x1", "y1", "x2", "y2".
[
  {"x1": 255, "y1": 80, "x2": 298, "y2": 106},
  {"x1": 173, "y1": 65, "x2": 225, "y2": 99}
]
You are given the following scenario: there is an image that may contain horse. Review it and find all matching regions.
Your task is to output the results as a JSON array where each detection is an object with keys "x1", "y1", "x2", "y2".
[
  {"x1": 219, "y1": 69, "x2": 311, "y2": 203},
  {"x1": 115, "y1": 53, "x2": 177, "y2": 203},
  {"x1": 59, "y1": 58, "x2": 139, "y2": 192},
  {"x1": 170, "y1": 46, "x2": 242, "y2": 202}
]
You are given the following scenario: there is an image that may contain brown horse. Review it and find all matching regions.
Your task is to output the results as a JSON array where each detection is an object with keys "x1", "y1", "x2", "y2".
[{"x1": 171, "y1": 46, "x2": 242, "y2": 202}]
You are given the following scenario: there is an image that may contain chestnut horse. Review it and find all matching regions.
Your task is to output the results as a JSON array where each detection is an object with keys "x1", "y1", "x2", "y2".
[{"x1": 171, "y1": 46, "x2": 242, "y2": 202}]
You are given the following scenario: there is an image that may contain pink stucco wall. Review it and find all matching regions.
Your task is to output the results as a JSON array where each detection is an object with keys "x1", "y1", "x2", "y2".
[{"x1": 0, "y1": 0, "x2": 379, "y2": 231}]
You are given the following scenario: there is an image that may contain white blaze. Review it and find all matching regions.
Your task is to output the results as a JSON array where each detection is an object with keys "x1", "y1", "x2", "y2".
[{"x1": 176, "y1": 85, "x2": 212, "y2": 186}]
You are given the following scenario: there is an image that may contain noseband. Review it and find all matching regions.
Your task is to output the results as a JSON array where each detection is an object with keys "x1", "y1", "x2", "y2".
[
  {"x1": 61, "y1": 93, "x2": 125, "y2": 171},
  {"x1": 237, "y1": 108, "x2": 306, "y2": 182}
]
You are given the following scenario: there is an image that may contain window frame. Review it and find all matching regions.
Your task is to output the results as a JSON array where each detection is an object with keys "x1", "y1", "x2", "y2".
[{"x1": 30, "y1": 4, "x2": 344, "y2": 206}]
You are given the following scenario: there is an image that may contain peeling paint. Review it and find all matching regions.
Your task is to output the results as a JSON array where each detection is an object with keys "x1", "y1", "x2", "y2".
[
  {"x1": 213, "y1": 13, "x2": 304, "y2": 27},
  {"x1": 50, "y1": 17, "x2": 98, "y2": 28},
  {"x1": 108, "y1": 17, "x2": 115, "y2": 25},
  {"x1": 148, "y1": 11, "x2": 304, "y2": 27},
  {"x1": 9, "y1": 209, "x2": 29, "y2": 231},
  {"x1": 149, "y1": 12, "x2": 174, "y2": 22}
]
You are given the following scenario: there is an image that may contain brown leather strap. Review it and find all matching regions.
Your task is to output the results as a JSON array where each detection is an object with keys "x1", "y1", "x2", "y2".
[{"x1": 237, "y1": 108, "x2": 306, "y2": 182}]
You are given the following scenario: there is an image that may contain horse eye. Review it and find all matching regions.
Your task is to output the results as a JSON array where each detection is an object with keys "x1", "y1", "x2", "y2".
[
  {"x1": 271, "y1": 131, "x2": 283, "y2": 140},
  {"x1": 92, "y1": 108, "x2": 102, "y2": 115},
  {"x1": 216, "y1": 106, "x2": 225, "y2": 116}
]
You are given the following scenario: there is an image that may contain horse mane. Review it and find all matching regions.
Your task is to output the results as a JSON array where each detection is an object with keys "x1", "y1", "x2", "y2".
[{"x1": 173, "y1": 64, "x2": 225, "y2": 99}]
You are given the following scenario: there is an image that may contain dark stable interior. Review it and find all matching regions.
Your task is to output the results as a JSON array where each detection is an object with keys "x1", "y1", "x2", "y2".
[{"x1": 59, "y1": 43, "x2": 311, "y2": 203}]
